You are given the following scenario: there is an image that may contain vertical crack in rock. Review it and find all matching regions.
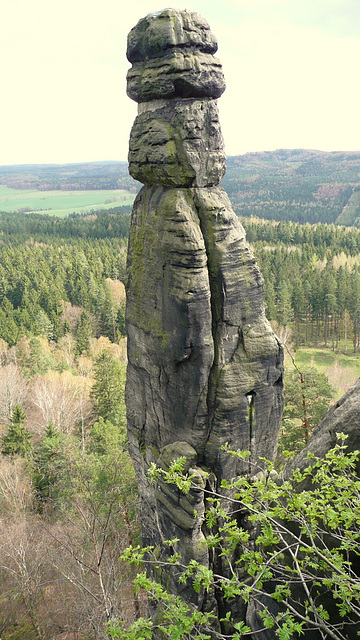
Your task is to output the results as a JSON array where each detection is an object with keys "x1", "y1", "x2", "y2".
[{"x1": 125, "y1": 8, "x2": 284, "y2": 633}]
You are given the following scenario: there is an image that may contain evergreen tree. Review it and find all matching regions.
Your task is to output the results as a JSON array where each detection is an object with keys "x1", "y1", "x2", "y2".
[
  {"x1": 291, "y1": 279, "x2": 305, "y2": 345},
  {"x1": 116, "y1": 300, "x2": 126, "y2": 338},
  {"x1": 75, "y1": 311, "x2": 93, "y2": 355},
  {"x1": 35, "y1": 309, "x2": 54, "y2": 340},
  {"x1": 90, "y1": 351, "x2": 125, "y2": 423},
  {"x1": 349, "y1": 268, "x2": 360, "y2": 352},
  {"x1": 28, "y1": 337, "x2": 49, "y2": 376},
  {"x1": 33, "y1": 422, "x2": 65, "y2": 507},
  {"x1": 87, "y1": 417, "x2": 125, "y2": 456},
  {"x1": 279, "y1": 367, "x2": 334, "y2": 458},
  {"x1": 276, "y1": 281, "x2": 293, "y2": 329},
  {"x1": 263, "y1": 280, "x2": 277, "y2": 321},
  {"x1": 2, "y1": 405, "x2": 33, "y2": 458}
]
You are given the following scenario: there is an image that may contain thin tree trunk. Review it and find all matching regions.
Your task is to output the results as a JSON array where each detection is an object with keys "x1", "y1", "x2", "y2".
[
  {"x1": 300, "y1": 372, "x2": 309, "y2": 445},
  {"x1": 324, "y1": 312, "x2": 328, "y2": 347},
  {"x1": 344, "y1": 310, "x2": 348, "y2": 353},
  {"x1": 354, "y1": 318, "x2": 357, "y2": 354}
]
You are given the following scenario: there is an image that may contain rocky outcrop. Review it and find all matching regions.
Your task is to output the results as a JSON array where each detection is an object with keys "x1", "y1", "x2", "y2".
[
  {"x1": 128, "y1": 98, "x2": 225, "y2": 187},
  {"x1": 126, "y1": 9, "x2": 225, "y2": 103},
  {"x1": 125, "y1": 8, "x2": 284, "y2": 633}
]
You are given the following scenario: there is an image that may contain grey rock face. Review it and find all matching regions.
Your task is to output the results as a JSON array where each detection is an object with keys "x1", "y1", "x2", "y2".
[
  {"x1": 126, "y1": 185, "x2": 283, "y2": 472},
  {"x1": 126, "y1": 9, "x2": 225, "y2": 102},
  {"x1": 125, "y1": 8, "x2": 284, "y2": 634},
  {"x1": 127, "y1": 50, "x2": 225, "y2": 103},
  {"x1": 126, "y1": 186, "x2": 214, "y2": 457},
  {"x1": 127, "y1": 9, "x2": 218, "y2": 62},
  {"x1": 128, "y1": 99, "x2": 226, "y2": 187}
]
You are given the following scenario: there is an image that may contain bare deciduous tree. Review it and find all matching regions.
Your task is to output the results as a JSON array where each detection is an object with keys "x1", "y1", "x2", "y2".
[
  {"x1": 30, "y1": 371, "x2": 92, "y2": 435},
  {"x1": 0, "y1": 456, "x2": 33, "y2": 515},
  {"x1": 0, "y1": 363, "x2": 28, "y2": 426}
]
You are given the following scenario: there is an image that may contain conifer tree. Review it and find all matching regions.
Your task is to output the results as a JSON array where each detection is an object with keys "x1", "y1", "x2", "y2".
[
  {"x1": 75, "y1": 311, "x2": 93, "y2": 355},
  {"x1": 1, "y1": 405, "x2": 33, "y2": 458},
  {"x1": 33, "y1": 422, "x2": 65, "y2": 507},
  {"x1": 90, "y1": 351, "x2": 125, "y2": 424}
]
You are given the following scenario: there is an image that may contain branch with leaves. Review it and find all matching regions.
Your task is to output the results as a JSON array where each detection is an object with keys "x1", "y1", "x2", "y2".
[{"x1": 113, "y1": 435, "x2": 360, "y2": 640}]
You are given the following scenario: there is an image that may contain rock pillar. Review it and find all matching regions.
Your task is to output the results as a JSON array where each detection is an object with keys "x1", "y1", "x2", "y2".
[{"x1": 125, "y1": 7, "x2": 283, "y2": 627}]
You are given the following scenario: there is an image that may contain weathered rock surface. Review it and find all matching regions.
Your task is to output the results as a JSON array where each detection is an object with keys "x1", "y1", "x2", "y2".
[
  {"x1": 128, "y1": 99, "x2": 226, "y2": 187},
  {"x1": 125, "y1": 8, "x2": 284, "y2": 636},
  {"x1": 127, "y1": 9, "x2": 218, "y2": 62},
  {"x1": 126, "y1": 185, "x2": 283, "y2": 476},
  {"x1": 127, "y1": 50, "x2": 225, "y2": 103},
  {"x1": 126, "y1": 9, "x2": 225, "y2": 102},
  {"x1": 126, "y1": 186, "x2": 214, "y2": 457}
]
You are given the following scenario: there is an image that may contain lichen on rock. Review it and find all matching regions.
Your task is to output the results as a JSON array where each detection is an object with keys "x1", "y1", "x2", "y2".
[{"x1": 128, "y1": 98, "x2": 226, "y2": 186}]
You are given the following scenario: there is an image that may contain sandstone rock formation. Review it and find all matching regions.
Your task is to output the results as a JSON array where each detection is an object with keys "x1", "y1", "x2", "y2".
[{"x1": 125, "y1": 8, "x2": 284, "y2": 632}]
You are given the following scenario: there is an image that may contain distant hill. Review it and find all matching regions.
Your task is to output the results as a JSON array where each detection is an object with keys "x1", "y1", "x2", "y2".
[
  {"x1": 0, "y1": 161, "x2": 139, "y2": 193},
  {"x1": 2, "y1": 151, "x2": 360, "y2": 225},
  {"x1": 221, "y1": 149, "x2": 360, "y2": 226}
]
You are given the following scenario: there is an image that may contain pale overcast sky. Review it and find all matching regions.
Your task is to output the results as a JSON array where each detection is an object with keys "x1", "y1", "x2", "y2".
[{"x1": 1, "y1": 0, "x2": 360, "y2": 165}]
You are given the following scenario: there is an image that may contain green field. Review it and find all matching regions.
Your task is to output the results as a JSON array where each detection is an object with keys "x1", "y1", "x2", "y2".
[
  {"x1": 287, "y1": 347, "x2": 360, "y2": 401},
  {"x1": 0, "y1": 186, "x2": 135, "y2": 217}
]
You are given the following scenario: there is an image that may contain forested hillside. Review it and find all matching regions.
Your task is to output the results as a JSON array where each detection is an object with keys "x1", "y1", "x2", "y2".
[
  {"x1": 222, "y1": 149, "x2": 360, "y2": 225},
  {"x1": 0, "y1": 208, "x2": 131, "y2": 348},
  {"x1": 0, "y1": 207, "x2": 140, "y2": 639},
  {"x1": 242, "y1": 217, "x2": 360, "y2": 352}
]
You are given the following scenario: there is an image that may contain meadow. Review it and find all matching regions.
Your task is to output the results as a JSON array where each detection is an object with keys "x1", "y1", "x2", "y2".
[
  {"x1": 0, "y1": 186, "x2": 135, "y2": 217},
  {"x1": 288, "y1": 346, "x2": 360, "y2": 400}
]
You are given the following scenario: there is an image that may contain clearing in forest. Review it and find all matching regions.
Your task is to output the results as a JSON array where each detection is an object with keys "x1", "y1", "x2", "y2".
[{"x1": 0, "y1": 186, "x2": 135, "y2": 217}]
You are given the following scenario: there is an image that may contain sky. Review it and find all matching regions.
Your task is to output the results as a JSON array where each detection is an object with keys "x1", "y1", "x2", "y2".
[{"x1": 2, "y1": 0, "x2": 360, "y2": 165}]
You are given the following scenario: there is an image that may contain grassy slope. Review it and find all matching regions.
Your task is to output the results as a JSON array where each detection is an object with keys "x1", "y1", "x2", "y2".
[
  {"x1": 286, "y1": 347, "x2": 360, "y2": 401},
  {"x1": 336, "y1": 190, "x2": 360, "y2": 225}
]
